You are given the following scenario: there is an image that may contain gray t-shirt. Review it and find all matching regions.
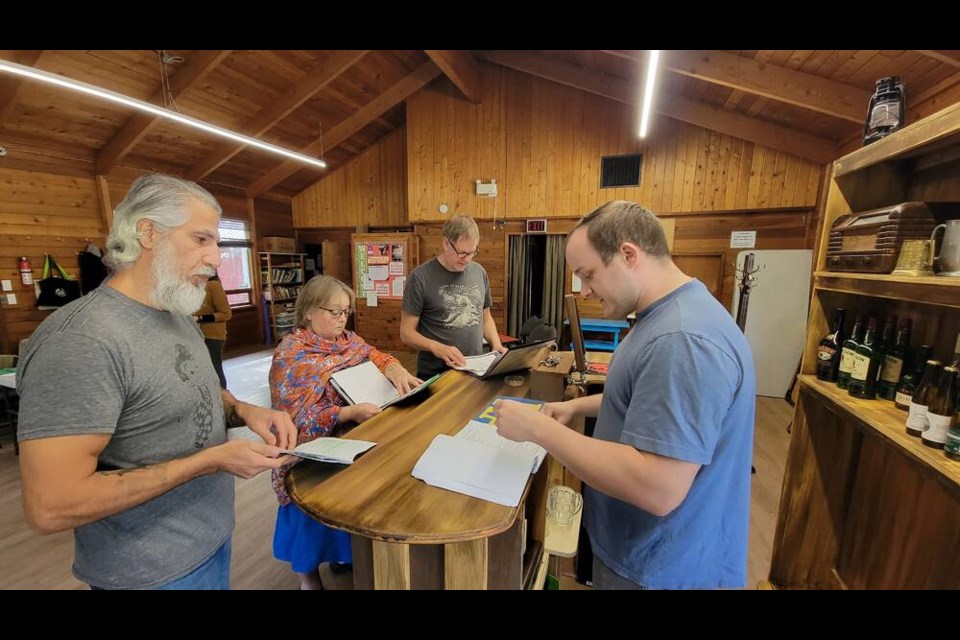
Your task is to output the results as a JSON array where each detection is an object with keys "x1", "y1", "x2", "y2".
[
  {"x1": 17, "y1": 285, "x2": 233, "y2": 589},
  {"x1": 402, "y1": 258, "x2": 492, "y2": 377}
]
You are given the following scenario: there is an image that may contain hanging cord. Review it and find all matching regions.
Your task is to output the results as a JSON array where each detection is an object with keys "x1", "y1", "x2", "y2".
[{"x1": 156, "y1": 50, "x2": 184, "y2": 113}]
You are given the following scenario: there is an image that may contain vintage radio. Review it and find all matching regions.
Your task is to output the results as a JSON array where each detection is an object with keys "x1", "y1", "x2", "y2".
[{"x1": 826, "y1": 202, "x2": 958, "y2": 273}]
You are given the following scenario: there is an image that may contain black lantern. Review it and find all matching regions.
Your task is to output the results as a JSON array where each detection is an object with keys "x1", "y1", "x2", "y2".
[{"x1": 863, "y1": 76, "x2": 905, "y2": 146}]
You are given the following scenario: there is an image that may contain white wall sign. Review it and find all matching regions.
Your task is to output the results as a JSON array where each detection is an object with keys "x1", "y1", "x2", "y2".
[
  {"x1": 572, "y1": 274, "x2": 582, "y2": 293},
  {"x1": 730, "y1": 231, "x2": 757, "y2": 248}
]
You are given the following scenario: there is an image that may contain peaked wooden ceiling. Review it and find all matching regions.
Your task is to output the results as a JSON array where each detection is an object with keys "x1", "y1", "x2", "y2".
[{"x1": 1, "y1": 50, "x2": 958, "y2": 201}]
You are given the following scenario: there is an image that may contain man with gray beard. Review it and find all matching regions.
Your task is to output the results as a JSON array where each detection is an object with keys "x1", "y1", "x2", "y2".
[{"x1": 16, "y1": 173, "x2": 298, "y2": 590}]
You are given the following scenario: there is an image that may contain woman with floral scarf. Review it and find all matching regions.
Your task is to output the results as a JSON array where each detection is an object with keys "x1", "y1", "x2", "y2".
[{"x1": 269, "y1": 275, "x2": 421, "y2": 590}]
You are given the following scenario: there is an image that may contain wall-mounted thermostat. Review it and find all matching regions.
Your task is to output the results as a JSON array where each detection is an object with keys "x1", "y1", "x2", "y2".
[
  {"x1": 475, "y1": 179, "x2": 497, "y2": 198},
  {"x1": 438, "y1": 203, "x2": 449, "y2": 214}
]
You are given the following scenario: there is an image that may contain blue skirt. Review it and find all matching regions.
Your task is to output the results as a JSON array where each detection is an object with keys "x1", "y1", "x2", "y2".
[{"x1": 273, "y1": 503, "x2": 352, "y2": 574}]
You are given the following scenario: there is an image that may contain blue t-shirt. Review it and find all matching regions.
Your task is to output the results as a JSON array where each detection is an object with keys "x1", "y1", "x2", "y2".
[{"x1": 584, "y1": 279, "x2": 756, "y2": 589}]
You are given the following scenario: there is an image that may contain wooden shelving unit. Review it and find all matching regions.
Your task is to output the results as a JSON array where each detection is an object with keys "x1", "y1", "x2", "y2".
[
  {"x1": 769, "y1": 101, "x2": 960, "y2": 590},
  {"x1": 260, "y1": 252, "x2": 306, "y2": 344},
  {"x1": 797, "y1": 375, "x2": 960, "y2": 492}
]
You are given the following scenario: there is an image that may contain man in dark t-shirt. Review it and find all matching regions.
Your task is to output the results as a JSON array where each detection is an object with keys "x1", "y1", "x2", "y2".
[{"x1": 401, "y1": 216, "x2": 506, "y2": 378}]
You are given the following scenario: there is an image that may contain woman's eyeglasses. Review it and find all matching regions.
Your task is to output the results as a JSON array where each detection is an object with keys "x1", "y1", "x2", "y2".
[{"x1": 318, "y1": 306, "x2": 353, "y2": 319}]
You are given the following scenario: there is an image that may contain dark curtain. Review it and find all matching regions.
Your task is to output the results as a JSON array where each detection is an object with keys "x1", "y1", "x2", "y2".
[{"x1": 507, "y1": 235, "x2": 529, "y2": 338}]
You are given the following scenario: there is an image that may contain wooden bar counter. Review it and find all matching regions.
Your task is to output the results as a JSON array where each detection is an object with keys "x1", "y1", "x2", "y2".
[{"x1": 287, "y1": 369, "x2": 549, "y2": 590}]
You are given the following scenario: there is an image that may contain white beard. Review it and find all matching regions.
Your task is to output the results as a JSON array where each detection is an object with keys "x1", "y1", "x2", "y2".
[{"x1": 149, "y1": 239, "x2": 214, "y2": 315}]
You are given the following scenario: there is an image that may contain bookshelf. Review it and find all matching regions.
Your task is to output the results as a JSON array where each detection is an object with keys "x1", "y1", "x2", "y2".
[
  {"x1": 260, "y1": 252, "x2": 306, "y2": 344},
  {"x1": 768, "y1": 101, "x2": 960, "y2": 590}
]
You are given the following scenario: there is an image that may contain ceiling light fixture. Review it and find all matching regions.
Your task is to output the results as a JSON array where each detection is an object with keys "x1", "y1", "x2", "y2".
[
  {"x1": 638, "y1": 50, "x2": 660, "y2": 139},
  {"x1": 0, "y1": 59, "x2": 327, "y2": 170}
]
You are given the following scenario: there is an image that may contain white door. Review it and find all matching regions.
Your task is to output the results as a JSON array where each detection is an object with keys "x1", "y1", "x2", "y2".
[{"x1": 732, "y1": 250, "x2": 812, "y2": 398}]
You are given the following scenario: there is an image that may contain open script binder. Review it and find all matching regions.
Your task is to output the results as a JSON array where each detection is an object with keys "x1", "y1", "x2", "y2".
[
  {"x1": 330, "y1": 360, "x2": 439, "y2": 409},
  {"x1": 284, "y1": 437, "x2": 376, "y2": 464},
  {"x1": 453, "y1": 338, "x2": 556, "y2": 379},
  {"x1": 411, "y1": 396, "x2": 547, "y2": 507}
]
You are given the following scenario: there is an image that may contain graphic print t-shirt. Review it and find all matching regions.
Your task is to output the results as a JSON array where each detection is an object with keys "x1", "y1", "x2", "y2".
[
  {"x1": 403, "y1": 258, "x2": 493, "y2": 377},
  {"x1": 17, "y1": 285, "x2": 232, "y2": 589}
]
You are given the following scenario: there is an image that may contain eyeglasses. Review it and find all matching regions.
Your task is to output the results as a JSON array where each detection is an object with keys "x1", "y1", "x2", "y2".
[
  {"x1": 446, "y1": 238, "x2": 480, "y2": 259},
  {"x1": 318, "y1": 306, "x2": 353, "y2": 319}
]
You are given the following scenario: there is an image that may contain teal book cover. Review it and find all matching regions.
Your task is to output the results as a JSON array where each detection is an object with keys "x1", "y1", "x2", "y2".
[{"x1": 473, "y1": 396, "x2": 544, "y2": 425}]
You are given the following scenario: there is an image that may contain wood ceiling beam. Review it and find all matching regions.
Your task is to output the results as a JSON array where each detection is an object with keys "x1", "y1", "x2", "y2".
[
  {"x1": 246, "y1": 60, "x2": 442, "y2": 197},
  {"x1": 481, "y1": 50, "x2": 839, "y2": 164},
  {"x1": 424, "y1": 50, "x2": 482, "y2": 103},
  {"x1": 0, "y1": 50, "x2": 48, "y2": 123},
  {"x1": 604, "y1": 49, "x2": 867, "y2": 123},
  {"x1": 913, "y1": 50, "x2": 960, "y2": 68},
  {"x1": 185, "y1": 50, "x2": 370, "y2": 181},
  {"x1": 94, "y1": 50, "x2": 233, "y2": 175}
]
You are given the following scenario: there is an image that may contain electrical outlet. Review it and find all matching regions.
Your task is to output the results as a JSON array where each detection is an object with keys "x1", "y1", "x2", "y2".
[{"x1": 0, "y1": 280, "x2": 11, "y2": 291}]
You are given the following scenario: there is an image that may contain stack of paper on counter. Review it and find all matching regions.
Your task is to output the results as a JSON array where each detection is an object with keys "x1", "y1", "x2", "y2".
[
  {"x1": 411, "y1": 396, "x2": 547, "y2": 507},
  {"x1": 284, "y1": 437, "x2": 376, "y2": 464},
  {"x1": 330, "y1": 360, "x2": 439, "y2": 409}
]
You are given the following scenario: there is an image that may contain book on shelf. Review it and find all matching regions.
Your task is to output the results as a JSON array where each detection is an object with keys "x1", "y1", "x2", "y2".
[
  {"x1": 283, "y1": 437, "x2": 376, "y2": 464},
  {"x1": 411, "y1": 396, "x2": 547, "y2": 507},
  {"x1": 330, "y1": 360, "x2": 441, "y2": 409}
]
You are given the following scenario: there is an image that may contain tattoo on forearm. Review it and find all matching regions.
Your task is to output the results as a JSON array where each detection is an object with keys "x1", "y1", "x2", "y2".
[{"x1": 225, "y1": 402, "x2": 246, "y2": 429}]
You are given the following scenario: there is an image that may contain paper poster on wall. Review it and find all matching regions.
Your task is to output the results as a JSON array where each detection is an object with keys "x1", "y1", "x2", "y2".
[
  {"x1": 572, "y1": 274, "x2": 582, "y2": 293},
  {"x1": 354, "y1": 239, "x2": 408, "y2": 301},
  {"x1": 367, "y1": 243, "x2": 391, "y2": 265},
  {"x1": 392, "y1": 276, "x2": 405, "y2": 298},
  {"x1": 730, "y1": 231, "x2": 757, "y2": 248},
  {"x1": 366, "y1": 291, "x2": 378, "y2": 307},
  {"x1": 368, "y1": 265, "x2": 389, "y2": 281}
]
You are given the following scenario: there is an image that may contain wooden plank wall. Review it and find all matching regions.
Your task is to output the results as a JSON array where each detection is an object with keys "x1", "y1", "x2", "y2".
[
  {"x1": 293, "y1": 127, "x2": 407, "y2": 228},
  {"x1": 297, "y1": 210, "x2": 813, "y2": 353},
  {"x1": 288, "y1": 71, "x2": 825, "y2": 352},
  {"x1": 0, "y1": 166, "x2": 105, "y2": 353},
  {"x1": 405, "y1": 66, "x2": 822, "y2": 222},
  {"x1": 0, "y1": 162, "x2": 294, "y2": 354}
]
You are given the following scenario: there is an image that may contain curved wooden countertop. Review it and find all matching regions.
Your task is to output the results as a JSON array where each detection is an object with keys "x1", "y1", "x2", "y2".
[{"x1": 287, "y1": 370, "x2": 533, "y2": 544}]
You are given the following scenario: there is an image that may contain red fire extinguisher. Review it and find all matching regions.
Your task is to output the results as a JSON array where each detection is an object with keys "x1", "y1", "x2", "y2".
[{"x1": 19, "y1": 256, "x2": 33, "y2": 286}]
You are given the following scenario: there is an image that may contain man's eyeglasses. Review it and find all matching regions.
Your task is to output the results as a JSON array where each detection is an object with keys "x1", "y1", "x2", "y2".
[
  {"x1": 318, "y1": 306, "x2": 353, "y2": 319},
  {"x1": 446, "y1": 238, "x2": 480, "y2": 259}
]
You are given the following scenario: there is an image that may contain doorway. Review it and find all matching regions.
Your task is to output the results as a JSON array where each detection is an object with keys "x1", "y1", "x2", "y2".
[{"x1": 506, "y1": 233, "x2": 566, "y2": 338}]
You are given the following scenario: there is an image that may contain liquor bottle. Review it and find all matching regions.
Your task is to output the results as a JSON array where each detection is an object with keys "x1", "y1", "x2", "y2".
[
  {"x1": 878, "y1": 318, "x2": 912, "y2": 400},
  {"x1": 849, "y1": 317, "x2": 882, "y2": 399},
  {"x1": 906, "y1": 360, "x2": 941, "y2": 437},
  {"x1": 949, "y1": 333, "x2": 960, "y2": 370},
  {"x1": 815, "y1": 308, "x2": 847, "y2": 382},
  {"x1": 945, "y1": 415, "x2": 960, "y2": 461},
  {"x1": 895, "y1": 345, "x2": 933, "y2": 410},
  {"x1": 921, "y1": 366, "x2": 957, "y2": 449},
  {"x1": 837, "y1": 315, "x2": 865, "y2": 390}
]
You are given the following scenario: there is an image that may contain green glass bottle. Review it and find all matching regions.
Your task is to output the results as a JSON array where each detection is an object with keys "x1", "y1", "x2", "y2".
[
  {"x1": 878, "y1": 318, "x2": 912, "y2": 401},
  {"x1": 895, "y1": 344, "x2": 933, "y2": 410},
  {"x1": 837, "y1": 315, "x2": 865, "y2": 390},
  {"x1": 906, "y1": 360, "x2": 942, "y2": 437},
  {"x1": 848, "y1": 317, "x2": 882, "y2": 399},
  {"x1": 921, "y1": 366, "x2": 957, "y2": 449},
  {"x1": 945, "y1": 412, "x2": 960, "y2": 461}
]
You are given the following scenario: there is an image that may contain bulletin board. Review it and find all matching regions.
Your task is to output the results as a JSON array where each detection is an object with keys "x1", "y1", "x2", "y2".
[{"x1": 351, "y1": 233, "x2": 419, "y2": 303}]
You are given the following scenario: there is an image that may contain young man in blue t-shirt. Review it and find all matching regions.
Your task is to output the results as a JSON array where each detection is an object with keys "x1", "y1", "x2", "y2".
[{"x1": 494, "y1": 200, "x2": 756, "y2": 589}]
